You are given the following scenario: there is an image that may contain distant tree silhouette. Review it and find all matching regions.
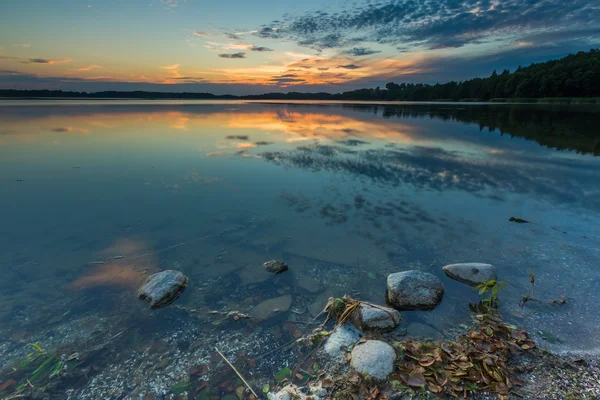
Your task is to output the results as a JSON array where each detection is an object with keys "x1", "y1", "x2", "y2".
[{"x1": 2, "y1": 49, "x2": 599, "y2": 101}]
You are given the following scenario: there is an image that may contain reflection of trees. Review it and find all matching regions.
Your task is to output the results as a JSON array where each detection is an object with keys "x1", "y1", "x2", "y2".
[
  {"x1": 341, "y1": 104, "x2": 600, "y2": 155},
  {"x1": 263, "y1": 144, "x2": 600, "y2": 211}
]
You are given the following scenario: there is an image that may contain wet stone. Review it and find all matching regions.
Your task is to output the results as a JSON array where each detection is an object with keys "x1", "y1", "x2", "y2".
[
  {"x1": 350, "y1": 340, "x2": 396, "y2": 380},
  {"x1": 250, "y1": 294, "x2": 292, "y2": 321},
  {"x1": 443, "y1": 262, "x2": 497, "y2": 286},
  {"x1": 351, "y1": 303, "x2": 401, "y2": 331},
  {"x1": 323, "y1": 323, "x2": 362, "y2": 362},
  {"x1": 137, "y1": 270, "x2": 188, "y2": 308},
  {"x1": 386, "y1": 270, "x2": 444, "y2": 310},
  {"x1": 264, "y1": 260, "x2": 289, "y2": 274}
]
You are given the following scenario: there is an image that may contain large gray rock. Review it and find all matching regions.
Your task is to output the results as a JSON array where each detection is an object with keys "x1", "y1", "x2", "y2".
[
  {"x1": 350, "y1": 340, "x2": 396, "y2": 380},
  {"x1": 442, "y1": 263, "x2": 497, "y2": 286},
  {"x1": 386, "y1": 270, "x2": 444, "y2": 310},
  {"x1": 250, "y1": 295, "x2": 292, "y2": 321},
  {"x1": 137, "y1": 270, "x2": 188, "y2": 308},
  {"x1": 323, "y1": 323, "x2": 362, "y2": 361},
  {"x1": 351, "y1": 304, "x2": 401, "y2": 331}
]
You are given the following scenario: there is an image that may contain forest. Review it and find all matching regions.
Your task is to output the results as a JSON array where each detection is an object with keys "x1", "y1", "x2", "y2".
[{"x1": 2, "y1": 49, "x2": 599, "y2": 102}]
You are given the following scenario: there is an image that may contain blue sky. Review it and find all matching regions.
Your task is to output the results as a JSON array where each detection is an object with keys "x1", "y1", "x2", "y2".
[{"x1": 1, "y1": 0, "x2": 599, "y2": 94}]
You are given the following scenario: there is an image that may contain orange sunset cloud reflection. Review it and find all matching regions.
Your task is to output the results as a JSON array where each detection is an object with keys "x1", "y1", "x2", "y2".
[
  {"x1": 224, "y1": 111, "x2": 419, "y2": 145},
  {"x1": 70, "y1": 237, "x2": 156, "y2": 290},
  {"x1": 1, "y1": 107, "x2": 425, "y2": 149}
]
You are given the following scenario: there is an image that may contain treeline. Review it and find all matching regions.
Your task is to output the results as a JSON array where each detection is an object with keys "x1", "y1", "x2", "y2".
[
  {"x1": 342, "y1": 103, "x2": 600, "y2": 155},
  {"x1": 2, "y1": 49, "x2": 599, "y2": 101},
  {"x1": 0, "y1": 90, "x2": 236, "y2": 99},
  {"x1": 249, "y1": 49, "x2": 600, "y2": 101}
]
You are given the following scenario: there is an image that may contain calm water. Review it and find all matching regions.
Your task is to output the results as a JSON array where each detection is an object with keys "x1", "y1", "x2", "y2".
[{"x1": 1, "y1": 101, "x2": 599, "y2": 398}]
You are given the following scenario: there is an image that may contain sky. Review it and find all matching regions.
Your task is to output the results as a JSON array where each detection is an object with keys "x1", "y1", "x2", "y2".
[{"x1": 0, "y1": 0, "x2": 599, "y2": 95}]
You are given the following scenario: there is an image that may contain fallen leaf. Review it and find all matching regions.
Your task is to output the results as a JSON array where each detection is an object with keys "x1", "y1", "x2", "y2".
[
  {"x1": 0, "y1": 379, "x2": 17, "y2": 391},
  {"x1": 406, "y1": 373, "x2": 426, "y2": 387}
]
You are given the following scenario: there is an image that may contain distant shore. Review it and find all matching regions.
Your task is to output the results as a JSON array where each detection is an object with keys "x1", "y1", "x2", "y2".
[{"x1": 1, "y1": 96, "x2": 599, "y2": 104}]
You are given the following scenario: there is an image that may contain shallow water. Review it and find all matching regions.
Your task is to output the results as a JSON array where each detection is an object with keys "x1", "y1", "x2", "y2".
[{"x1": 0, "y1": 100, "x2": 599, "y2": 398}]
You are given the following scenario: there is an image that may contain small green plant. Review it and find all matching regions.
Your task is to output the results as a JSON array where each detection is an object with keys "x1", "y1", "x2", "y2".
[
  {"x1": 519, "y1": 268, "x2": 536, "y2": 308},
  {"x1": 473, "y1": 280, "x2": 506, "y2": 311}
]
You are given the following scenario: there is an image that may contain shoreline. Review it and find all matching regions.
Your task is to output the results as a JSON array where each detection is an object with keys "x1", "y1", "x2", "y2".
[{"x1": 1, "y1": 97, "x2": 599, "y2": 105}]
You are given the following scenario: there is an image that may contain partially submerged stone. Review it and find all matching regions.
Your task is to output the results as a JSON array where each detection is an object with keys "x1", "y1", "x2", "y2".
[
  {"x1": 137, "y1": 270, "x2": 188, "y2": 308},
  {"x1": 386, "y1": 270, "x2": 444, "y2": 310},
  {"x1": 264, "y1": 260, "x2": 289, "y2": 274},
  {"x1": 351, "y1": 303, "x2": 401, "y2": 331},
  {"x1": 443, "y1": 263, "x2": 497, "y2": 286},
  {"x1": 250, "y1": 294, "x2": 292, "y2": 321},
  {"x1": 350, "y1": 340, "x2": 396, "y2": 380},
  {"x1": 323, "y1": 323, "x2": 362, "y2": 361}
]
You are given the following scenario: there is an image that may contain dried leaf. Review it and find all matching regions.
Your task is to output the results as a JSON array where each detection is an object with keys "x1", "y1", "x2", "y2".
[
  {"x1": 321, "y1": 378, "x2": 334, "y2": 388},
  {"x1": 406, "y1": 373, "x2": 426, "y2": 387},
  {"x1": 0, "y1": 379, "x2": 17, "y2": 391}
]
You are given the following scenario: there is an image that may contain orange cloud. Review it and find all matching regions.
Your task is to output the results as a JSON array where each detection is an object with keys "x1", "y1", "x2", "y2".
[{"x1": 72, "y1": 64, "x2": 102, "y2": 72}]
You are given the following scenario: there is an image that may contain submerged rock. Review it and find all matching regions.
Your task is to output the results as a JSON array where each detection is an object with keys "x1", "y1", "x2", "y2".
[
  {"x1": 293, "y1": 271, "x2": 322, "y2": 293},
  {"x1": 509, "y1": 216, "x2": 529, "y2": 223},
  {"x1": 350, "y1": 340, "x2": 396, "y2": 380},
  {"x1": 137, "y1": 270, "x2": 188, "y2": 308},
  {"x1": 250, "y1": 294, "x2": 292, "y2": 321},
  {"x1": 386, "y1": 270, "x2": 444, "y2": 310},
  {"x1": 351, "y1": 303, "x2": 401, "y2": 331},
  {"x1": 264, "y1": 260, "x2": 289, "y2": 274},
  {"x1": 443, "y1": 262, "x2": 497, "y2": 286},
  {"x1": 308, "y1": 291, "x2": 335, "y2": 317},
  {"x1": 323, "y1": 323, "x2": 362, "y2": 361},
  {"x1": 407, "y1": 322, "x2": 443, "y2": 340}
]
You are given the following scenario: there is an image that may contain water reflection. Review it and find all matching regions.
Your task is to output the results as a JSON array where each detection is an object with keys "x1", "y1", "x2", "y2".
[{"x1": 0, "y1": 101, "x2": 599, "y2": 399}]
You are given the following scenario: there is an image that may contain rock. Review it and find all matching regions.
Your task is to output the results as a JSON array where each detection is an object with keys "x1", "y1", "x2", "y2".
[
  {"x1": 264, "y1": 260, "x2": 289, "y2": 274},
  {"x1": 293, "y1": 271, "x2": 322, "y2": 293},
  {"x1": 238, "y1": 264, "x2": 273, "y2": 285},
  {"x1": 442, "y1": 263, "x2": 497, "y2": 286},
  {"x1": 386, "y1": 270, "x2": 444, "y2": 310},
  {"x1": 509, "y1": 217, "x2": 529, "y2": 223},
  {"x1": 351, "y1": 303, "x2": 401, "y2": 331},
  {"x1": 268, "y1": 390, "x2": 292, "y2": 400},
  {"x1": 250, "y1": 295, "x2": 292, "y2": 321},
  {"x1": 407, "y1": 322, "x2": 442, "y2": 340},
  {"x1": 323, "y1": 323, "x2": 362, "y2": 361},
  {"x1": 137, "y1": 270, "x2": 188, "y2": 308},
  {"x1": 350, "y1": 340, "x2": 396, "y2": 380},
  {"x1": 308, "y1": 288, "x2": 344, "y2": 317},
  {"x1": 267, "y1": 384, "x2": 327, "y2": 400}
]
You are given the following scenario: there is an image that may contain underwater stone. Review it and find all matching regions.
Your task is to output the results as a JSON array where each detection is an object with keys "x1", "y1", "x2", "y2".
[
  {"x1": 250, "y1": 294, "x2": 292, "y2": 321},
  {"x1": 137, "y1": 270, "x2": 188, "y2": 308},
  {"x1": 351, "y1": 303, "x2": 401, "y2": 331},
  {"x1": 350, "y1": 340, "x2": 396, "y2": 380},
  {"x1": 443, "y1": 263, "x2": 497, "y2": 286},
  {"x1": 323, "y1": 323, "x2": 362, "y2": 362},
  {"x1": 407, "y1": 322, "x2": 443, "y2": 340},
  {"x1": 264, "y1": 260, "x2": 289, "y2": 274},
  {"x1": 386, "y1": 270, "x2": 444, "y2": 310}
]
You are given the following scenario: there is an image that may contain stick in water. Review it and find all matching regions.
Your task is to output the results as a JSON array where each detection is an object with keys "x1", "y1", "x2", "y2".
[{"x1": 215, "y1": 347, "x2": 259, "y2": 398}]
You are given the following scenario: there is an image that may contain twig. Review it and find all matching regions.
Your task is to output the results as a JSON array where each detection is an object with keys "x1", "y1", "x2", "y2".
[{"x1": 215, "y1": 347, "x2": 258, "y2": 399}]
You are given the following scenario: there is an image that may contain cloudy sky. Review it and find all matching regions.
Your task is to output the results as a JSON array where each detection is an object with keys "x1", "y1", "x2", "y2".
[{"x1": 1, "y1": 0, "x2": 599, "y2": 94}]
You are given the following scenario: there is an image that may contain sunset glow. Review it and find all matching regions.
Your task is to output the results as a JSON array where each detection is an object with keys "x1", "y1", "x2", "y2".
[{"x1": 1, "y1": 0, "x2": 598, "y2": 94}]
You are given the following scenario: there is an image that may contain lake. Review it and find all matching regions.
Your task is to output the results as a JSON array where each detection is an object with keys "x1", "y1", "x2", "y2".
[{"x1": 0, "y1": 100, "x2": 599, "y2": 399}]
